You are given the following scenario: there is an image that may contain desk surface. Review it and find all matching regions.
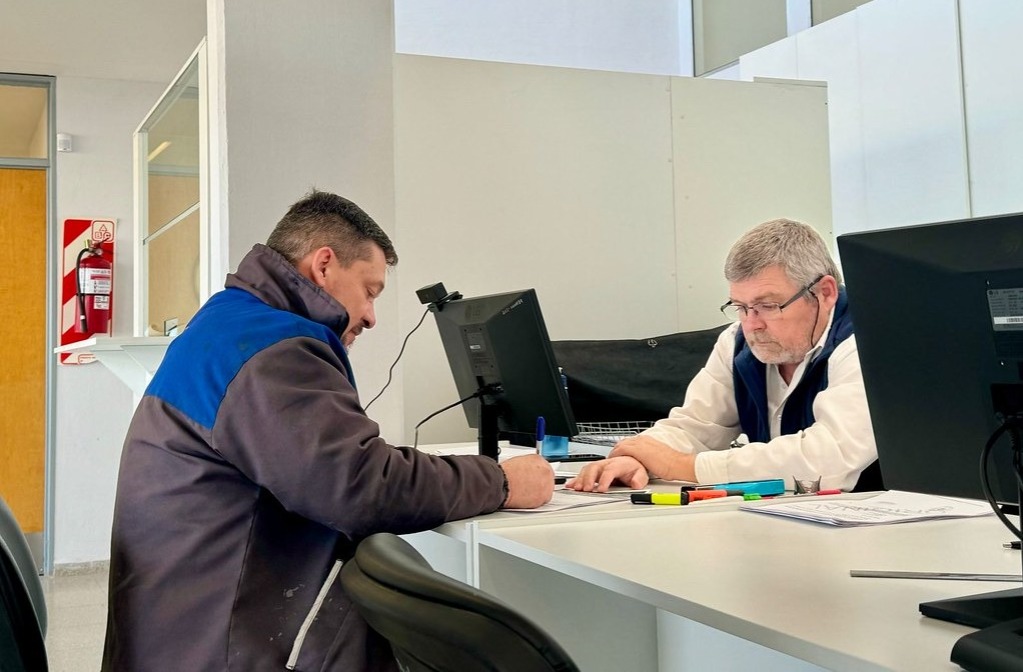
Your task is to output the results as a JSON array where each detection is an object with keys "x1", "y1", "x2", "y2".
[
  {"x1": 474, "y1": 507, "x2": 1021, "y2": 671},
  {"x1": 423, "y1": 441, "x2": 697, "y2": 540}
]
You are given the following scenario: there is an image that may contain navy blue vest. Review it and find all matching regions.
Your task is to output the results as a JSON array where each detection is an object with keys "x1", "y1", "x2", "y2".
[
  {"x1": 730, "y1": 287, "x2": 883, "y2": 491},
  {"x1": 732, "y1": 287, "x2": 853, "y2": 444}
]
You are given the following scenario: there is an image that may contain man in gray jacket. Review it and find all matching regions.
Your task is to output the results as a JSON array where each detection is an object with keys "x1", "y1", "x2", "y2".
[{"x1": 102, "y1": 190, "x2": 553, "y2": 671}]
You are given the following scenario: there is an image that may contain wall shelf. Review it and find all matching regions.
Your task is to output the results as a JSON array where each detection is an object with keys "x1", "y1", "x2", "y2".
[{"x1": 54, "y1": 337, "x2": 173, "y2": 401}]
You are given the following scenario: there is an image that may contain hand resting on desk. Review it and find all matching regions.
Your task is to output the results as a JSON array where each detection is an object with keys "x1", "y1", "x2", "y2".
[
  {"x1": 564, "y1": 456, "x2": 649, "y2": 493},
  {"x1": 564, "y1": 435, "x2": 699, "y2": 492},
  {"x1": 500, "y1": 454, "x2": 555, "y2": 508},
  {"x1": 610, "y1": 435, "x2": 698, "y2": 483}
]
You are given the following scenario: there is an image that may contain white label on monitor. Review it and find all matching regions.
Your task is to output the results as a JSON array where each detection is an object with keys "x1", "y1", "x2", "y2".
[{"x1": 988, "y1": 288, "x2": 1023, "y2": 331}]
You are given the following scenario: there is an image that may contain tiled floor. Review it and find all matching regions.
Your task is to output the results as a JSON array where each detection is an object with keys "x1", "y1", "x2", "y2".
[{"x1": 40, "y1": 567, "x2": 108, "y2": 671}]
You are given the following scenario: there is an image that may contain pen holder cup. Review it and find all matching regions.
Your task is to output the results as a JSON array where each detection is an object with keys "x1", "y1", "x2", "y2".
[
  {"x1": 541, "y1": 435, "x2": 569, "y2": 460},
  {"x1": 793, "y1": 476, "x2": 822, "y2": 494}
]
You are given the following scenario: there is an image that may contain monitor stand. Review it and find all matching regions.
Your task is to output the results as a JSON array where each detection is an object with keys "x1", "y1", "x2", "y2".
[
  {"x1": 922, "y1": 589, "x2": 1023, "y2": 629},
  {"x1": 476, "y1": 395, "x2": 500, "y2": 460},
  {"x1": 951, "y1": 614, "x2": 1023, "y2": 672},
  {"x1": 927, "y1": 485, "x2": 1023, "y2": 671}
]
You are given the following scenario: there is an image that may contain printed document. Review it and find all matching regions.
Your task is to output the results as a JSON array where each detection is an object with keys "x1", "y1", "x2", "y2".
[{"x1": 740, "y1": 490, "x2": 994, "y2": 526}]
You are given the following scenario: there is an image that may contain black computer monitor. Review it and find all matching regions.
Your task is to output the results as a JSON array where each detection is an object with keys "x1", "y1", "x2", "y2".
[
  {"x1": 838, "y1": 213, "x2": 1023, "y2": 655},
  {"x1": 426, "y1": 287, "x2": 576, "y2": 460}
]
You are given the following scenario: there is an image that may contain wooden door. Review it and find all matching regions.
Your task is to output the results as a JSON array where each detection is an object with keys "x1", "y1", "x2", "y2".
[{"x1": 0, "y1": 167, "x2": 47, "y2": 535}]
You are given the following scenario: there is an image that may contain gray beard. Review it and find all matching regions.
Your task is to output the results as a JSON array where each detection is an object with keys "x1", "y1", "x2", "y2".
[{"x1": 748, "y1": 339, "x2": 808, "y2": 365}]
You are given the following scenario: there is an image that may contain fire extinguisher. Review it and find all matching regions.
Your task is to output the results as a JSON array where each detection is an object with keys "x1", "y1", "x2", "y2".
[{"x1": 75, "y1": 239, "x2": 112, "y2": 334}]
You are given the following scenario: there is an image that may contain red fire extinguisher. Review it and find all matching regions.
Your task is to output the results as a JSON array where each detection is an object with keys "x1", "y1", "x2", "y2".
[{"x1": 75, "y1": 240, "x2": 112, "y2": 334}]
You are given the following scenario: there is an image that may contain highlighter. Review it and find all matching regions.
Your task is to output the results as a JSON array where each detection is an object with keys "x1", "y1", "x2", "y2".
[
  {"x1": 630, "y1": 493, "x2": 683, "y2": 506},
  {"x1": 630, "y1": 489, "x2": 745, "y2": 506},
  {"x1": 680, "y1": 489, "x2": 744, "y2": 504}
]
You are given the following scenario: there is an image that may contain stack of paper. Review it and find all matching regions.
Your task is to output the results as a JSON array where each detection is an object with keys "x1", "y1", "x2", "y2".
[{"x1": 740, "y1": 490, "x2": 994, "y2": 526}]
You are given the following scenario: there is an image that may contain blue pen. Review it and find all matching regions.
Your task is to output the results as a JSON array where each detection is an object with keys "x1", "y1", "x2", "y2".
[{"x1": 535, "y1": 416, "x2": 545, "y2": 454}]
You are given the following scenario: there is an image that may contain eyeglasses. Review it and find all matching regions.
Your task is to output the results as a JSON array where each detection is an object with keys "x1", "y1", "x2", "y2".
[{"x1": 720, "y1": 275, "x2": 824, "y2": 321}]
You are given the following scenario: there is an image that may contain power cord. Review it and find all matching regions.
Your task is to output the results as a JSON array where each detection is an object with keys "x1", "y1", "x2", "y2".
[
  {"x1": 363, "y1": 307, "x2": 430, "y2": 411},
  {"x1": 412, "y1": 390, "x2": 489, "y2": 450},
  {"x1": 979, "y1": 416, "x2": 1023, "y2": 542}
]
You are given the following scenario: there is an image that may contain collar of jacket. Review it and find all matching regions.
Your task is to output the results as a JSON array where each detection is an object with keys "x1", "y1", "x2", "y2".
[{"x1": 224, "y1": 243, "x2": 350, "y2": 338}]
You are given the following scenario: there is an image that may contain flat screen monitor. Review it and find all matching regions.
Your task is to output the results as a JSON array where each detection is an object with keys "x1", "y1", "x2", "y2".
[
  {"x1": 429, "y1": 288, "x2": 576, "y2": 459},
  {"x1": 838, "y1": 213, "x2": 1023, "y2": 659}
]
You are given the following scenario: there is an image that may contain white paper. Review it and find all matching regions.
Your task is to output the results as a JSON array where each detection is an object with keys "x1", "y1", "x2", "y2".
[
  {"x1": 502, "y1": 489, "x2": 638, "y2": 513},
  {"x1": 740, "y1": 490, "x2": 994, "y2": 527}
]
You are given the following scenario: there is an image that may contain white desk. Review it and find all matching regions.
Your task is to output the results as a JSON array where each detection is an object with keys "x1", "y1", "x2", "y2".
[
  {"x1": 405, "y1": 451, "x2": 1021, "y2": 671},
  {"x1": 469, "y1": 509, "x2": 1020, "y2": 671}
]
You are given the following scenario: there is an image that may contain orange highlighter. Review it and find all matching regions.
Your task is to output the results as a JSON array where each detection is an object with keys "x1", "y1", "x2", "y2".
[{"x1": 630, "y1": 489, "x2": 743, "y2": 505}]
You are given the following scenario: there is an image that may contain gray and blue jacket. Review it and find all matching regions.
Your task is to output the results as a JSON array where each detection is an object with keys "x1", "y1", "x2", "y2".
[{"x1": 103, "y1": 244, "x2": 506, "y2": 671}]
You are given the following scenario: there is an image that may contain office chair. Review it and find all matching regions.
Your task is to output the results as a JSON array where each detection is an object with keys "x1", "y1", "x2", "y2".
[
  {"x1": 0, "y1": 495, "x2": 48, "y2": 671},
  {"x1": 340, "y1": 533, "x2": 579, "y2": 672}
]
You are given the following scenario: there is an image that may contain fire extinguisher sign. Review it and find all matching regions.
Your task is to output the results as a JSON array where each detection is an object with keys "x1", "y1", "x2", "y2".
[{"x1": 59, "y1": 218, "x2": 115, "y2": 365}]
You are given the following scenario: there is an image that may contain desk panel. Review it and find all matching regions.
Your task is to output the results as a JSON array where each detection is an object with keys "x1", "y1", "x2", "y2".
[{"x1": 476, "y1": 509, "x2": 1019, "y2": 671}]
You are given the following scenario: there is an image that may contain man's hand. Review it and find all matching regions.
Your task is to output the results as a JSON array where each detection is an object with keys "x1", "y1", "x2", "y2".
[
  {"x1": 499, "y1": 454, "x2": 554, "y2": 508},
  {"x1": 564, "y1": 456, "x2": 650, "y2": 492},
  {"x1": 610, "y1": 435, "x2": 697, "y2": 482}
]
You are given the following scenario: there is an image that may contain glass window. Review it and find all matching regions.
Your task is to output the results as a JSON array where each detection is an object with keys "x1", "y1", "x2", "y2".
[
  {"x1": 135, "y1": 45, "x2": 206, "y2": 336},
  {"x1": 812, "y1": 0, "x2": 873, "y2": 26},
  {"x1": 693, "y1": 0, "x2": 788, "y2": 76},
  {"x1": 0, "y1": 84, "x2": 48, "y2": 159}
]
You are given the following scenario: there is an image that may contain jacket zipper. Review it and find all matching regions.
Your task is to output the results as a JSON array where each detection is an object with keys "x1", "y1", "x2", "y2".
[{"x1": 285, "y1": 559, "x2": 343, "y2": 670}]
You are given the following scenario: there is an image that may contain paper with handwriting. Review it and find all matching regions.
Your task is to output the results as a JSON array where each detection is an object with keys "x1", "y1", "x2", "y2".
[{"x1": 740, "y1": 490, "x2": 994, "y2": 526}]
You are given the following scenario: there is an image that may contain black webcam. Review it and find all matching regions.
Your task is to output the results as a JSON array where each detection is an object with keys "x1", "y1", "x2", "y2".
[{"x1": 416, "y1": 282, "x2": 462, "y2": 309}]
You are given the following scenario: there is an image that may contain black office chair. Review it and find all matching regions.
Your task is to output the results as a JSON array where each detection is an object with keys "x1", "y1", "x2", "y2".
[
  {"x1": 340, "y1": 533, "x2": 579, "y2": 672},
  {"x1": 0, "y1": 495, "x2": 48, "y2": 671}
]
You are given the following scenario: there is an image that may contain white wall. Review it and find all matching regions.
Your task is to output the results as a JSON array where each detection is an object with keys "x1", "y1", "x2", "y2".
[
  {"x1": 740, "y1": 0, "x2": 1023, "y2": 240},
  {"x1": 672, "y1": 77, "x2": 831, "y2": 328},
  {"x1": 0, "y1": 0, "x2": 206, "y2": 83},
  {"x1": 52, "y1": 76, "x2": 167, "y2": 564},
  {"x1": 395, "y1": 56, "x2": 829, "y2": 445},
  {"x1": 394, "y1": 0, "x2": 693, "y2": 76},
  {"x1": 958, "y1": 0, "x2": 1023, "y2": 217},
  {"x1": 208, "y1": 0, "x2": 404, "y2": 441}
]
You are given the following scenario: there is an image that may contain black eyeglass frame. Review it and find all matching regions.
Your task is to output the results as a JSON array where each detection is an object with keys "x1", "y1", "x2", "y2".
[{"x1": 719, "y1": 274, "x2": 826, "y2": 320}]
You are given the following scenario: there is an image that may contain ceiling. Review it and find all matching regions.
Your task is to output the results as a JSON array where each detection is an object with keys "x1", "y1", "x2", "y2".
[
  {"x1": 0, "y1": 0, "x2": 206, "y2": 158},
  {"x1": 0, "y1": 0, "x2": 207, "y2": 83}
]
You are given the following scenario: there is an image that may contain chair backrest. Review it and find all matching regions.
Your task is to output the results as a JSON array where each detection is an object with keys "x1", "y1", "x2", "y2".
[
  {"x1": 0, "y1": 497, "x2": 45, "y2": 637},
  {"x1": 340, "y1": 533, "x2": 579, "y2": 672},
  {"x1": 0, "y1": 496, "x2": 48, "y2": 671}
]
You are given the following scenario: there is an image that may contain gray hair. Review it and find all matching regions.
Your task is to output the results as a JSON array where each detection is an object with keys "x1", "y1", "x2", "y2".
[
  {"x1": 724, "y1": 218, "x2": 841, "y2": 286},
  {"x1": 267, "y1": 189, "x2": 397, "y2": 268}
]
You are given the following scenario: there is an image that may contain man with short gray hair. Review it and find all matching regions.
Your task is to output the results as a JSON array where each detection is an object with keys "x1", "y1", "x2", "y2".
[{"x1": 567, "y1": 218, "x2": 879, "y2": 493}]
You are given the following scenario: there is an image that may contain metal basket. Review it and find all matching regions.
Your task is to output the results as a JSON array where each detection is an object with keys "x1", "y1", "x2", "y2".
[{"x1": 572, "y1": 420, "x2": 654, "y2": 447}]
